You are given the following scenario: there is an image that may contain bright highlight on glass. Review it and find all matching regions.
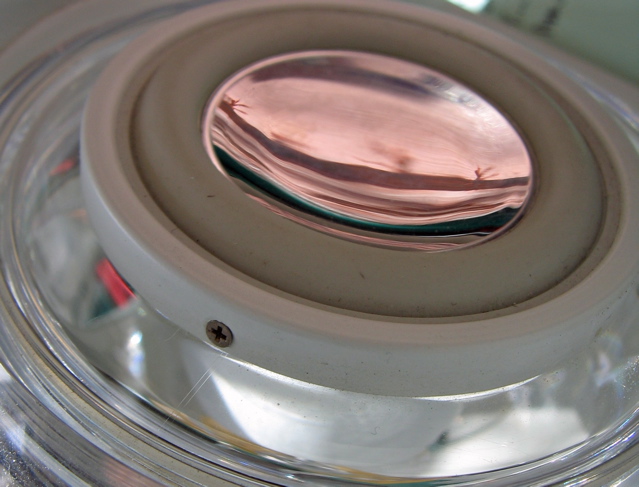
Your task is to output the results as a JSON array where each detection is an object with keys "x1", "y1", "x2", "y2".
[{"x1": 446, "y1": 0, "x2": 491, "y2": 13}]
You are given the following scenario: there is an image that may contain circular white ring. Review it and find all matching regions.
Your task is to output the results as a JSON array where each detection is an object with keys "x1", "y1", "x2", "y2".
[
  {"x1": 125, "y1": 3, "x2": 604, "y2": 319},
  {"x1": 81, "y1": 0, "x2": 639, "y2": 396}
]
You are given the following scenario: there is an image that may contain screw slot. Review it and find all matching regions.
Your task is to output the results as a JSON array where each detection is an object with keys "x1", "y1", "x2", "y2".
[{"x1": 205, "y1": 320, "x2": 233, "y2": 347}]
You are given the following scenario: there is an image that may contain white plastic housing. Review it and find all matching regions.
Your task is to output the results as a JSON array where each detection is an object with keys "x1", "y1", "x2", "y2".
[{"x1": 81, "y1": 0, "x2": 639, "y2": 397}]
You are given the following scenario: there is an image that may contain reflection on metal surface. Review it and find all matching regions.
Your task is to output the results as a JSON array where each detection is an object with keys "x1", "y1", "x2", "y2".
[{"x1": 204, "y1": 51, "x2": 533, "y2": 250}]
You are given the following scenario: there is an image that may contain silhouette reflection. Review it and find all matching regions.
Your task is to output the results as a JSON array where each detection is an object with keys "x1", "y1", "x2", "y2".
[{"x1": 205, "y1": 51, "x2": 532, "y2": 250}]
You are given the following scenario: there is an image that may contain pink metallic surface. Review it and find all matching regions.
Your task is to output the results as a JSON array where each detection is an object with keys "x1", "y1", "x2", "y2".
[{"x1": 205, "y1": 51, "x2": 532, "y2": 248}]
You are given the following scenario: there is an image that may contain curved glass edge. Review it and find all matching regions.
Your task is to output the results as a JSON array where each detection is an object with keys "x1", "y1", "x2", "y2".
[{"x1": 0, "y1": 361, "x2": 164, "y2": 487}]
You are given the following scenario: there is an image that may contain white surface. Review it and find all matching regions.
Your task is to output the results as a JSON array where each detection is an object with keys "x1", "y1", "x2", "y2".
[{"x1": 81, "y1": 0, "x2": 639, "y2": 397}]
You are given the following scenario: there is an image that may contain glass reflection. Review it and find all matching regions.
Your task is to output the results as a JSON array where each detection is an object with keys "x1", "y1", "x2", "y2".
[
  {"x1": 20, "y1": 154, "x2": 639, "y2": 477},
  {"x1": 204, "y1": 51, "x2": 533, "y2": 250}
]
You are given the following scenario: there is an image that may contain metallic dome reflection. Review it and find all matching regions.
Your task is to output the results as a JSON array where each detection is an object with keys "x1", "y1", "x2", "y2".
[{"x1": 204, "y1": 51, "x2": 533, "y2": 250}]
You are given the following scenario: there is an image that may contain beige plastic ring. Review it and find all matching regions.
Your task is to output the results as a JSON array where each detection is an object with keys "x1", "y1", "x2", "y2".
[{"x1": 81, "y1": 0, "x2": 638, "y2": 396}]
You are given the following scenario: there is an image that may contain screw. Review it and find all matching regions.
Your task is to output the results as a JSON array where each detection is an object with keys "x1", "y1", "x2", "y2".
[{"x1": 205, "y1": 320, "x2": 233, "y2": 347}]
